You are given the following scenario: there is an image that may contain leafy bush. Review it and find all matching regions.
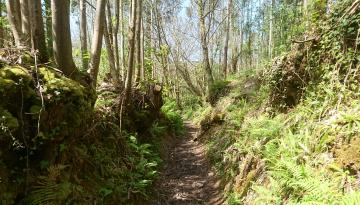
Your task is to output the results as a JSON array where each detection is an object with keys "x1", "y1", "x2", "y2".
[
  {"x1": 207, "y1": 80, "x2": 230, "y2": 105},
  {"x1": 161, "y1": 100, "x2": 185, "y2": 136}
]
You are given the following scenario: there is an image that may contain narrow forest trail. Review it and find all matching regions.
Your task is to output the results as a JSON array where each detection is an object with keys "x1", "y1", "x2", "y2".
[{"x1": 150, "y1": 122, "x2": 224, "y2": 205}]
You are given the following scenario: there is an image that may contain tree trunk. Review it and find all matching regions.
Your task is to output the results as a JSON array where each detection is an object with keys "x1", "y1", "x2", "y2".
[
  {"x1": 197, "y1": 0, "x2": 214, "y2": 93},
  {"x1": 51, "y1": 0, "x2": 77, "y2": 78},
  {"x1": 268, "y1": 0, "x2": 274, "y2": 59},
  {"x1": 106, "y1": 1, "x2": 113, "y2": 46},
  {"x1": 31, "y1": 0, "x2": 48, "y2": 62},
  {"x1": 120, "y1": 0, "x2": 125, "y2": 82},
  {"x1": 104, "y1": 16, "x2": 119, "y2": 85},
  {"x1": 45, "y1": 0, "x2": 53, "y2": 58},
  {"x1": 0, "y1": 1, "x2": 4, "y2": 47},
  {"x1": 135, "y1": 0, "x2": 143, "y2": 84},
  {"x1": 124, "y1": 0, "x2": 137, "y2": 104},
  {"x1": 20, "y1": 0, "x2": 30, "y2": 46},
  {"x1": 6, "y1": 0, "x2": 22, "y2": 46},
  {"x1": 222, "y1": 0, "x2": 232, "y2": 78},
  {"x1": 80, "y1": 0, "x2": 88, "y2": 71},
  {"x1": 88, "y1": 0, "x2": 107, "y2": 86},
  {"x1": 113, "y1": 0, "x2": 120, "y2": 76}
]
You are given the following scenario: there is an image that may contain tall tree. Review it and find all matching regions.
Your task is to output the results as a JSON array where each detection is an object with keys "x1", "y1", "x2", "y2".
[
  {"x1": 20, "y1": 0, "x2": 30, "y2": 46},
  {"x1": 79, "y1": 0, "x2": 88, "y2": 70},
  {"x1": 222, "y1": 0, "x2": 233, "y2": 78},
  {"x1": 103, "y1": 5, "x2": 119, "y2": 85},
  {"x1": 51, "y1": 0, "x2": 77, "y2": 77},
  {"x1": 113, "y1": 0, "x2": 121, "y2": 75},
  {"x1": 0, "y1": 0, "x2": 4, "y2": 48},
  {"x1": 268, "y1": 0, "x2": 275, "y2": 59},
  {"x1": 88, "y1": 0, "x2": 107, "y2": 86},
  {"x1": 196, "y1": 0, "x2": 214, "y2": 93},
  {"x1": 6, "y1": 0, "x2": 22, "y2": 46},
  {"x1": 135, "y1": 0, "x2": 143, "y2": 84},
  {"x1": 124, "y1": 0, "x2": 137, "y2": 104},
  {"x1": 120, "y1": 0, "x2": 126, "y2": 81},
  {"x1": 45, "y1": 0, "x2": 53, "y2": 57},
  {"x1": 31, "y1": 0, "x2": 48, "y2": 62}
]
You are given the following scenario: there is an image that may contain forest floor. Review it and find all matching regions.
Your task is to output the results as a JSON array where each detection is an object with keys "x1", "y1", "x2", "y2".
[{"x1": 149, "y1": 122, "x2": 224, "y2": 205}]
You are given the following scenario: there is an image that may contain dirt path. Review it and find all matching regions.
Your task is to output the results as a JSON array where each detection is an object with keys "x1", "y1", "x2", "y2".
[{"x1": 150, "y1": 122, "x2": 224, "y2": 205}]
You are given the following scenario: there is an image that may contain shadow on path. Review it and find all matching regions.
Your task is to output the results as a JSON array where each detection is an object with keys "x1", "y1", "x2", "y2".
[{"x1": 150, "y1": 122, "x2": 224, "y2": 205}]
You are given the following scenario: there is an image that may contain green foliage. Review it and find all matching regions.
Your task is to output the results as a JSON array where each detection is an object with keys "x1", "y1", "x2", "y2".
[
  {"x1": 208, "y1": 80, "x2": 230, "y2": 105},
  {"x1": 161, "y1": 100, "x2": 185, "y2": 136},
  {"x1": 125, "y1": 135, "x2": 161, "y2": 199}
]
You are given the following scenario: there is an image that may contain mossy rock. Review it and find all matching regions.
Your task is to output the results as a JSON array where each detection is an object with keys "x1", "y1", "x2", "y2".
[{"x1": 0, "y1": 65, "x2": 95, "y2": 162}]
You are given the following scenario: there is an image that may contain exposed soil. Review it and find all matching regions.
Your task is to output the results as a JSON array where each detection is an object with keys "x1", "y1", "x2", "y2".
[{"x1": 150, "y1": 122, "x2": 224, "y2": 205}]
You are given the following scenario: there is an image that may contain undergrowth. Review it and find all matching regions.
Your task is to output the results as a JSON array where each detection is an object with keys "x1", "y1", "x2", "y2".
[{"x1": 186, "y1": 0, "x2": 360, "y2": 204}]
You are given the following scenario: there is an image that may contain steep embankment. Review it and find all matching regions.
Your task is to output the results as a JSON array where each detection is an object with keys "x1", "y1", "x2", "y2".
[
  {"x1": 188, "y1": 0, "x2": 360, "y2": 204},
  {"x1": 0, "y1": 53, "x2": 180, "y2": 204}
]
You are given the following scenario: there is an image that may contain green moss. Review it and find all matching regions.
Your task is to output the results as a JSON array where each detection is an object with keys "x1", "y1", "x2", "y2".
[
  {"x1": 0, "y1": 66, "x2": 32, "y2": 84},
  {"x1": 0, "y1": 78, "x2": 16, "y2": 91}
]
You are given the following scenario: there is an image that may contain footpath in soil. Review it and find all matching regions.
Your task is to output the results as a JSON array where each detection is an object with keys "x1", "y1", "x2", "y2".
[{"x1": 150, "y1": 122, "x2": 224, "y2": 205}]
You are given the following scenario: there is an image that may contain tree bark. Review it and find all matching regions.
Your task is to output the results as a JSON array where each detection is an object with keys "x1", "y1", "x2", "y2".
[
  {"x1": 80, "y1": 0, "x2": 88, "y2": 71},
  {"x1": 6, "y1": 0, "x2": 22, "y2": 46},
  {"x1": 135, "y1": 0, "x2": 143, "y2": 84},
  {"x1": 88, "y1": 0, "x2": 107, "y2": 86},
  {"x1": 45, "y1": 0, "x2": 53, "y2": 58},
  {"x1": 20, "y1": 0, "x2": 30, "y2": 46},
  {"x1": 124, "y1": 0, "x2": 137, "y2": 104},
  {"x1": 268, "y1": 0, "x2": 274, "y2": 59},
  {"x1": 31, "y1": 0, "x2": 48, "y2": 62},
  {"x1": 0, "y1": 1, "x2": 4, "y2": 47},
  {"x1": 120, "y1": 0, "x2": 125, "y2": 82},
  {"x1": 113, "y1": 0, "x2": 120, "y2": 75},
  {"x1": 197, "y1": 0, "x2": 214, "y2": 92},
  {"x1": 222, "y1": 0, "x2": 232, "y2": 78},
  {"x1": 104, "y1": 16, "x2": 119, "y2": 85},
  {"x1": 51, "y1": 0, "x2": 77, "y2": 78}
]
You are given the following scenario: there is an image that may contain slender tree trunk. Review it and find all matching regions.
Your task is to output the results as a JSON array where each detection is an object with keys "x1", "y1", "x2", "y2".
[
  {"x1": 135, "y1": 0, "x2": 143, "y2": 84},
  {"x1": 268, "y1": 0, "x2": 274, "y2": 59},
  {"x1": 51, "y1": 0, "x2": 77, "y2": 78},
  {"x1": 150, "y1": 3, "x2": 156, "y2": 79},
  {"x1": 124, "y1": 0, "x2": 137, "y2": 104},
  {"x1": 20, "y1": 0, "x2": 30, "y2": 46},
  {"x1": 197, "y1": 0, "x2": 214, "y2": 93},
  {"x1": 104, "y1": 17, "x2": 119, "y2": 85},
  {"x1": 45, "y1": 0, "x2": 53, "y2": 58},
  {"x1": 88, "y1": 0, "x2": 107, "y2": 86},
  {"x1": 80, "y1": 0, "x2": 88, "y2": 71},
  {"x1": 113, "y1": 0, "x2": 120, "y2": 76},
  {"x1": 106, "y1": 1, "x2": 113, "y2": 46},
  {"x1": 104, "y1": 1, "x2": 118, "y2": 85},
  {"x1": 31, "y1": 0, "x2": 48, "y2": 62},
  {"x1": 140, "y1": 18, "x2": 145, "y2": 80},
  {"x1": 120, "y1": 0, "x2": 125, "y2": 82},
  {"x1": 222, "y1": 0, "x2": 232, "y2": 78},
  {"x1": 0, "y1": 1, "x2": 4, "y2": 47},
  {"x1": 6, "y1": 0, "x2": 22, "y2": 46}
]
